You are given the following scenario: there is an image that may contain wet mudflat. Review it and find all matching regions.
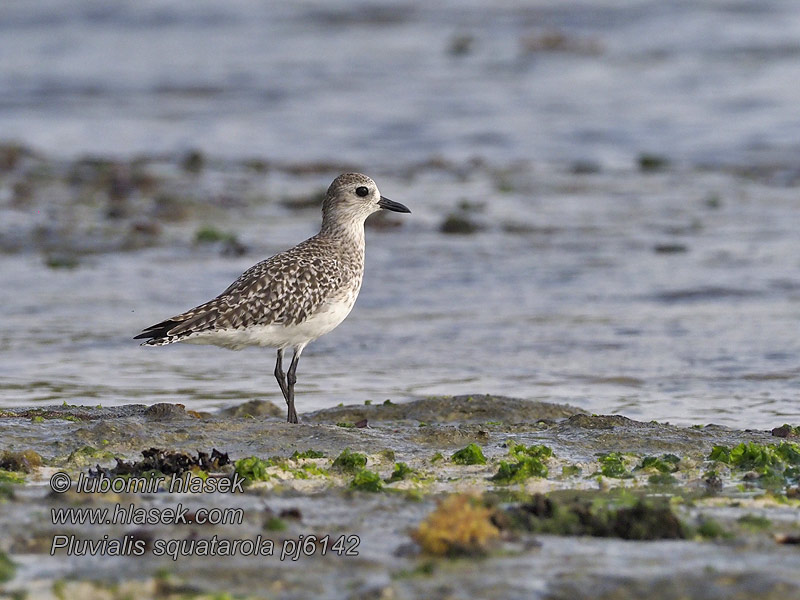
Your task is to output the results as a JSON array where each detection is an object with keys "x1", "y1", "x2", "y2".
[
  {"x1": 1, "y1": 395, "x2": 798, "y2": 599},
  {"x1": 2, "y1": 147, "x2": 799, "y2": 429}
]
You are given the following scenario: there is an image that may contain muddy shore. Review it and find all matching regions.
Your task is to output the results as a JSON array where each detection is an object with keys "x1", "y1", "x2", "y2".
[{"x1": 0, "y1": 395, "x2": 798, "y2": 599}]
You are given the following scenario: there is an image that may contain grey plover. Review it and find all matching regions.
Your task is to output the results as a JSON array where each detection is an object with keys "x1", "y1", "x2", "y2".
[{"x1": 135, "y1": 173, "x2": 410, "y2": 423}]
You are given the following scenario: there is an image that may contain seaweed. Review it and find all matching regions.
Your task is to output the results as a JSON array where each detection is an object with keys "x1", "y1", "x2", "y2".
[
  {"x1": 647, "y1": 473, "x2": 678, "y2": 485},
  {"x1": 497, "y1": 492, "x2": 685, "y2": 540},
  {"x1": 291, "y1": 449, "x2": 325, "y2": 459},
  {"x1": 91, "y1": 448, "x2": 230, "y2": 479},
  {"x1": 598, "y1": 452, "x2": 633, "y2": 478},
  {"x1": 709, "y1": 441, "x2": 800, "y2": 491},
  {"x1": 412, "y1": 494, "x2": 499, "y2": 556},
  {"x1": 0, "y1": 550, "x2": 15, "y2": 584},
  {"x1": 263, "y1": 516, "x2": 287, "y2": 531},
  {"x1": 709, "y1": 441, "x2": 800, "y2": 469},
  {"x1": 66, "y1": 445, "x2": 116, "y2": 467},
  {"x1": 0, "y1": 449, "x2": 43, "y2": 473},
  {"x1": 350, "y1": 469, "x2": 383, "y2": 492},
  {"x1": 491, "y1": 443, "x2": 552, "y2": 484},
  {"x1": 0, "y1": 470, "x2": 25, "y2": 484},
  {"x1": 695, "y1": 518, "x2": 728, "y2": 539},
  {"x1": 451, "y1": 443, "x2": 486, "y2": 465},
  {"x1": 737, "y1": 514, "x2": 771, "y2": 530},
  {"x1": 332, "y1": 449, "x2": 367, "y2": 473},
  {"x1": 194, "y1": 225, "x2": 236, "y2": 244},
  {"x1": 235, "y1": 457, "x2": 271, "y2": 482},
  {"x1": 637, "y1": 454, "x2": 680, "y2": 473},
  {"x1": 385, "y1": 462, "x2": 415, "y2": 483}
]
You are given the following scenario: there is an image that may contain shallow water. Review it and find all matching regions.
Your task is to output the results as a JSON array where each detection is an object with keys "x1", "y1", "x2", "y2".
[
  {"x1": 2, "y1": 0, "x2": 800, "y2": 169},
  {"x1": 1, "y1": 1, "x2": 800, "y2": 429},
  {"x1": 1, "y1": 164, "x2": 799, "y2": 429}
]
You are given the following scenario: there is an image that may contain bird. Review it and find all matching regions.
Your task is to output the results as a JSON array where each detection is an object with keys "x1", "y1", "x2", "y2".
[{"x1": 135, "y1": 173, "x2": 410, "y2": 423}]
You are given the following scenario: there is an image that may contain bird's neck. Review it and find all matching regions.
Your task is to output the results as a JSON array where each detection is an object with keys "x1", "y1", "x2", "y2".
[
  {"x1": 319, "y1": 215, "x2": 366, "y2": 247},
  {"x1": 317, "y1": 218, "x2": 366, "y2": 275}
]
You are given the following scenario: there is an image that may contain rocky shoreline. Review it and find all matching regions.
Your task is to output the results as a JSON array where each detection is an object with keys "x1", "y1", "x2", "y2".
[{"x1": 1, "y1": 395, "x2": 798, "y2": 599}]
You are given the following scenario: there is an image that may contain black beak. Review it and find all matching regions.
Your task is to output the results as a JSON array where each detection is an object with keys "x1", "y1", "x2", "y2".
[{"x1": 378, "y1": 196, "x2": 411, "y2": 213}]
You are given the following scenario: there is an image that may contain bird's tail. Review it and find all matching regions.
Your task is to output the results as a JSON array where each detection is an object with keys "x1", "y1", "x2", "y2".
[{"x1": 134, "y1": 318, "x2": 188, "y2": 345}]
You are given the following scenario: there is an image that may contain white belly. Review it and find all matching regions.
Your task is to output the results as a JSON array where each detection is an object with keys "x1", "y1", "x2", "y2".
[{"x1": 181, "y1": 296, "x2": 357, "y2": 351}]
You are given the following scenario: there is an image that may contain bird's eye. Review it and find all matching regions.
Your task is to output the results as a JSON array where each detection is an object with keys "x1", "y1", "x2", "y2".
[{"x1": 355, "y1": 186, "x2": 369, "y2": 197}]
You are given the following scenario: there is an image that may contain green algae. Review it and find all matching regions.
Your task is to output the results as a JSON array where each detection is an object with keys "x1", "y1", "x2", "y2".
[
  {"x1": 386, "y1": 462, "x2": 415, "y2": 483},
  {"x1": 279, "y1": 462, "x2": 329, "y2": 480},
  {"x1": 351, "y1": 469, "x2": 383, "y2": 492},
  {"x1": 598, "y1": 452, "x2": 633, "y2": 478},
  {"x1": 195, "y1": 225, "x2": 236, "y2": 244},
  {"x1": 234, "y1": 456, "x2": 271, "y2": 482},
  {"x1": 0, "y1": 470, "x2": 25, "y2": 484},
  {"x1": 66, "y1": 445, "x2": 116, "y2": 467},
  {"x1": 709, "y1": 441, "x2": 800, "y2": 469},
  {"x1": 451, "y1": 443, "x2": 486, "y2": 465},
  {"x1": 0, "y1": 482, "x2": 13, "y2": 500},
  {"x1": 637, "y1": 454, "x2": 680, "y2": 473},
  {"x1": 263, "y1": 516, "x2": 287, "y2": 531},
  {"x1": 332, "y1": 448, "x2": 367, "y2": 473},
  {"x1": 737, "y1": 514, "x2": 772, "y2": 530},
  {"x1": 637, "y1": 455, "x2": 681, "y2": 485},
  {"x1": 392, "y1": 561, "x2": 436, "y2": 580},
  {"x1": 0, "y1": 550, "x2": 15, "y2": 584},
  {"x1": 291, "y1": 449, "x2": 325, "y2": 459},
  {"x1": 647, "y1": 473, "x2": 678, "y2": 485},
  {"x1": 378, "y1": 449, "x2": 396, "y2": 463},
  {"x1": 695, "y1": 518, "x2": 729, "y2": 539},
  {"x1": 491, "y1": 443, "x2": 552, "y2": 484},
  {"x1": 710, "y1": 441, "x2": 800, "y2": 491}
]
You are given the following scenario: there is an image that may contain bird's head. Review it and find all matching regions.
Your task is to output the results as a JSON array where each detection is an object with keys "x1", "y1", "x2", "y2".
[{"x1": 322, "y1": 173, "x2": 410, "y2": 229}]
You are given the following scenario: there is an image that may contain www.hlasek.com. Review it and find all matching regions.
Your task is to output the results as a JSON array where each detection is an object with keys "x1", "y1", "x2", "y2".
[{"x1": 48, "y1": 471, "x2": 360, "y2": 560}]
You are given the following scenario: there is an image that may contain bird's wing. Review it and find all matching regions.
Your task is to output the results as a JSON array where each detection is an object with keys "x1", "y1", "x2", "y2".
[{"x1": 135, "y1": 239, "x2": 347, "y2": 343}]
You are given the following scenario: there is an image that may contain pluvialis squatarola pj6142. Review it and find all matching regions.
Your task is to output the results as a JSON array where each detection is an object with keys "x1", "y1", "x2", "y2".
[{"x1": 135, "y1": 173, "x2": 410, "y2": 423}]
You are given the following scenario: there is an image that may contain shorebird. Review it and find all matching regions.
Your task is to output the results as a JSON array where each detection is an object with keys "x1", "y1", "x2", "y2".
[{"x1": 135, "y1": 173, "x2": 410, "y2": 423}]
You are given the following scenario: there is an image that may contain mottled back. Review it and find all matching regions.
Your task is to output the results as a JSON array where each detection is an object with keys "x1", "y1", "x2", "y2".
[{"x1": 135, "y1": 173, "x2": 380, "y2": 346}]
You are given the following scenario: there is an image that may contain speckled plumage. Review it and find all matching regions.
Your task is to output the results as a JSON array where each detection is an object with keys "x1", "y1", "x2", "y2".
[
  {"x1": 136, "y1": 233, "x2": 364, "y2": 348},
  {"x1": 135, "y1": 172, "x2": 411, "y2": 423}
]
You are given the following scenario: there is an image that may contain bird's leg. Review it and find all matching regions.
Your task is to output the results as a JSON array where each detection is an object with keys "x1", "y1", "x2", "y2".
[
  {"x1": 286, "y1": 346, "x2": 304, "y2": 424},
  {"x1": 274, "y1": 349, "x2": 290, "y2": 406}
]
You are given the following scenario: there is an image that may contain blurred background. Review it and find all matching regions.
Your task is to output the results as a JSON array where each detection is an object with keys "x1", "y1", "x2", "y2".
[{"x1": 1, "y1": 0, "x2": 799, "y2": 427}]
